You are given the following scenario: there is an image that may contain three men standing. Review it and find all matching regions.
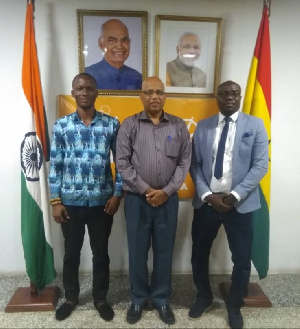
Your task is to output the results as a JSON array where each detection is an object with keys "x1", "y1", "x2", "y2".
[{"x1": 49, "y1": 75, "x2": 268, "y2": 328}]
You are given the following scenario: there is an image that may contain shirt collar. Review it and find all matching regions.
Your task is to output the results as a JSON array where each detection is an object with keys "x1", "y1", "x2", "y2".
[
  {"x1": 218, "y1": 110, "x2": 239, "y2": 124},
  {"x1": 74, "y1": 109, "x2": 101, "y2": 124},
  {"x1": 140, "y1": 110, "x2": 170, "y2": 122},
  {"x1": 102, "y1": 58, "x2": 125, "y2": 72}
]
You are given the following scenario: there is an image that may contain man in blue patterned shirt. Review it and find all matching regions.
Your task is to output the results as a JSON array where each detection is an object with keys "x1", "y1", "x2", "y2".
[{"x1": 49, "y1": 73, "x2": 123, "y2": 322}]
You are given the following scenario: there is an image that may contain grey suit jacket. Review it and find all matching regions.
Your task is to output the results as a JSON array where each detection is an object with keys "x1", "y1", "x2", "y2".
[{"x1": 190, "y1": 112, "x2": 269, "y2": 214}]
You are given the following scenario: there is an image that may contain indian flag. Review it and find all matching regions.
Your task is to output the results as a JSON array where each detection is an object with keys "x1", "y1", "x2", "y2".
[
  {"x1": 20, "y1": 0, "x2": 56, "y2": 290},
  {"x1": 242, "y1": 2, "x2": 271, "y2": 279}
]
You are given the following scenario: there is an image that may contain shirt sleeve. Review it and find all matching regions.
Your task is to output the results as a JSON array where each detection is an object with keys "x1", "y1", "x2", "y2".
[
  {"x1": 48, "y1": 121, "x2": 65, "y2": 199},
  {"x1": 201, "y1": 191, "x2": 213, "y2": 202},
  {"x1": 162, "y1": 119, "x2": 192, "y2": 196},
  {"x1": 230, "y1": 190, "x2": 241, "y2": 202},
  {"x1": 116, "y1": 118, "x2": 150, "y2": 195},
  {"x1": 110, "y1": 119, "x2": 124, "y2": 197}
]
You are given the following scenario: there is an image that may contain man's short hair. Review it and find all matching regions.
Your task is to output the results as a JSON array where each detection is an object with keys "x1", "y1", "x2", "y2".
[
  {"x1": 72, "y1": 73, "x2": 97, "y2": 88},
  {"x1": 217, "y1": 80, "x2": 241, "y2": 93}
]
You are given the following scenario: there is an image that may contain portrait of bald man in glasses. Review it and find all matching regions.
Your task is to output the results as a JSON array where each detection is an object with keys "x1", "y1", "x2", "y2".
[{"x1": 85, "y1": 19, "x2": 142, "y2": 90}]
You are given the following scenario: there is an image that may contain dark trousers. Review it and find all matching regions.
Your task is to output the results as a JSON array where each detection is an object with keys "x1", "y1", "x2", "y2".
[
  {"x1": 61, "y1": 205, "x2": 113, "y2": 303},
  {"x1": 191, "y1": 204, "x2": 253, "y2": 308},
  {"x1": 125, "y1": 192, "x2": 178, "y2": 307}
]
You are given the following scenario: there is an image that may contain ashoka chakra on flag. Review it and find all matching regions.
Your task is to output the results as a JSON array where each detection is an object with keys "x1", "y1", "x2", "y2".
[{"x1": 21, "y1": 132, "x2": 43, "y2": 182}]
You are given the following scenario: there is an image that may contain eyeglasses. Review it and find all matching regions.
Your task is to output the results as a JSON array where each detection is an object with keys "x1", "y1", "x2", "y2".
[
  {"x1": 217, "y1": 90, "x2": 241, "y2": 97},
  {"x1": 142, "y1": 90, "x2": 165, "y2": 96}
]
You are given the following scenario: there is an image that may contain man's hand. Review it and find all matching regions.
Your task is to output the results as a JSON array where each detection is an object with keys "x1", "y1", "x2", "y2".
[
  {"x1": 145, "y1": 187, "x2": 155, "y2": 195},
  {"x1": 146, "y1": 189, "x2": 169, "y2": 207},
  {"x1": 222, "y1": 193, "x2": 237, "y2": 207},
  {"x1": 52, "y1": 204, "x2": 69, "y2": 224},
  {"x1": 205, "y1": 193, "x2": 233, "y2": 213},
  {"x1": 104, "y1": 196, "x2": 122, "y2": 215}
]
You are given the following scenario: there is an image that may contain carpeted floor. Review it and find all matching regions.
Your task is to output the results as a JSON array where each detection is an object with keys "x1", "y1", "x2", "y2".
[{"x1": 1, "y1": 273, "x2": 300, "y2": 328}]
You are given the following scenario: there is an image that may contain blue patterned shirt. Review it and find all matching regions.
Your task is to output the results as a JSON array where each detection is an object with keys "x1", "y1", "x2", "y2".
[{"x1": 49, "y1": 111, "x2": 123, "y2": 207}]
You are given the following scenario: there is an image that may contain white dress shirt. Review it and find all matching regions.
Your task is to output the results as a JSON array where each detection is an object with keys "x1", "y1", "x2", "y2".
[{"x1": 201, "y1": 111, "x2": 241, "y2": 202}]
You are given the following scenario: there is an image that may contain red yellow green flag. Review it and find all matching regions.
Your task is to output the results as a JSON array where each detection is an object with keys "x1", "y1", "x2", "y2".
[
  {"x1": 20, "y1": 0, "x2": 56, "y2": 290},
  {"x1": 243, "y1": 2, "x2": 271, "y2": 279}
]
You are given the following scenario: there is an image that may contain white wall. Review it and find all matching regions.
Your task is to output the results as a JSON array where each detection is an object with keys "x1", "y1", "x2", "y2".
[{"x1": 0, "y1": 0, "x2": 299, "y2": 275}]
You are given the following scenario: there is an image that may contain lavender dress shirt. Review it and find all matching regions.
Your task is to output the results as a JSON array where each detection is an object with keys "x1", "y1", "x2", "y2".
[{"x1": 116, "y1": 110, "x2": 191, "y2": 196}]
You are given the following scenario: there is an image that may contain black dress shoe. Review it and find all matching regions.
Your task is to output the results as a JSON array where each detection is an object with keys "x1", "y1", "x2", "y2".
[
  {"x1": 188, "y1": 300, "x2": 212, "y2": 319},
  {"x1": 94, "y1": 300, "x2": 114, "y2": 321},
  {"x1": 155, "y1": 305, "x2": 175, "y2": 325},
  {"x1": 55, "y1": 300, "x2": 77, "y2": 321},
  {"x1": 227, "y1": 307, "x2": 244, "y2": 329},
  {"x1": 126, "y1": 304, "x2": 144, "y2": 324}
]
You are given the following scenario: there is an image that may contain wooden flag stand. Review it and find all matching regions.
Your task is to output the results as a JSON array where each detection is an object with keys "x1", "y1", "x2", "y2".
[
  {"x1": 219, "y1": 282, "x2": 272, "y2": 307},
  {"x1": 5, "y1": 281, "x2": 60, "y2": 313}
]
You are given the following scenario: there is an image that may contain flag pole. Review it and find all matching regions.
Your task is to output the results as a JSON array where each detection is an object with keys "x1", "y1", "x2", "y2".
[
  {"x1": 264, "y1": 0, "x2": 271, "y2": 16},
  {"x1": 26, "y1": 0, "x2": 39, "y2": 300},
  {"x1": 219, "y1": 0, "x2": 272, "y2": 307},
  {"x1": 5, "y1": 0, "x2": 60, "y2": 312}
]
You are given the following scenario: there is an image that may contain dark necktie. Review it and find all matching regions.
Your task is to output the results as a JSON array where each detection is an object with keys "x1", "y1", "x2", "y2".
[{"x1": 214, "y1": 117, "x2": 230, "y2": 179}]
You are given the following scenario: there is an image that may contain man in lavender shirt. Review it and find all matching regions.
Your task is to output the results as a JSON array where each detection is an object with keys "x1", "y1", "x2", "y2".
[{"x1": 116, "y1": 76, "x2": 191, "y2": 325}]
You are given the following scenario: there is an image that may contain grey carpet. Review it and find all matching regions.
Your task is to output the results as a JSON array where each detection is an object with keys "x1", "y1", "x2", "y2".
[{"x1": 1, "y1": 274, "x2": 300, "y2": 328}]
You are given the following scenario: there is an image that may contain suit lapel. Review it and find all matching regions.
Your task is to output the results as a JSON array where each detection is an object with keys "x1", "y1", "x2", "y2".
[
  {"x1": 233, "y1": 112, "x2": 247, "y2": 168},
  {"x1": 206, "y1": 115, "x2": 219, "y2": 171}
]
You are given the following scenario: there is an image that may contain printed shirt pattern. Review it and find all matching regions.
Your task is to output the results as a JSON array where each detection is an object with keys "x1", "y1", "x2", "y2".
[{"x1": 49, "y1": 111, "x2": 123, "y2": 207}]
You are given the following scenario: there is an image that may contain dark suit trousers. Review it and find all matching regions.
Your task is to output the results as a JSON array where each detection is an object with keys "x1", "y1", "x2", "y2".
[
  {"x1": 125, "y1": 192, "x2": 178, "y2": 307},
  {"x1": 61, "y1": 205, "x2": 113, "y2": 303},
  {"x1": 191, "y1": 204, "x2": 253, "y2": 308}
]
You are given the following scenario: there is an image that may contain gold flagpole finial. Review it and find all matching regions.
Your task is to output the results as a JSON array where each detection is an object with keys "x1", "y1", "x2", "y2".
[
  {"x1": 27, "y1": 0, "x2": 35, "y2": 12},
  {"x1": 264, "y1": 0, "x2": 271, "y2": 16}
]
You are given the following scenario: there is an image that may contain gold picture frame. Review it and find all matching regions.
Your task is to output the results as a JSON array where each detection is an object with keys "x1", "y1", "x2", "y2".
[
  {"x1": 155, "y1": 15, "x2": 222, "y2": 98},
  {"x1": 77, "y1": 9, "x2": 148, "y2": 96}
]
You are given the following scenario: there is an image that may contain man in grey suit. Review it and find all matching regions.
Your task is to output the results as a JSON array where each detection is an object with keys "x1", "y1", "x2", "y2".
[{"x1": 189, "y1": 80, "x2": 269, "y2": 329}]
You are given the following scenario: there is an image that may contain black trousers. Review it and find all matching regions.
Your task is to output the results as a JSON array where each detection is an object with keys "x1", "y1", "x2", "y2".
[
  {"x1": 125, "y1": 192, "x2": 178, "y2": 307},
  {"x1": 191, "y1": 204, "x2": 253, "y2": 308},
  {"x1": 61, "y1": 205, "x2": 113, "y2": 303}
]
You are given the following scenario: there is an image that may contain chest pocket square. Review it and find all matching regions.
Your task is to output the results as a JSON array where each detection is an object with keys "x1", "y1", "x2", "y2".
[{"x1": 242, "y1": 131, "x2": 253, "y2": 138}]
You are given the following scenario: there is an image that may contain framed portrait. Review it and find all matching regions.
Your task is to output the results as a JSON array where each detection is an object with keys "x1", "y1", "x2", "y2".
[
  {"x1": 77, "y1": 10, "x2": 148, "y2": 95},
  {"x1": 155, "y1": 15, "x2": 222, "y2": 98}
]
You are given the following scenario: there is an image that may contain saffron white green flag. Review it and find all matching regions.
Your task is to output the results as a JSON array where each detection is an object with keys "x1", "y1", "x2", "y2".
[{"x1": 20, "y1": 0, "x2": 56, "y2": 290}]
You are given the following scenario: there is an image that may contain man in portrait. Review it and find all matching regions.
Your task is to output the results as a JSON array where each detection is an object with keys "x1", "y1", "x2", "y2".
[
  {"x1": 85, "y1": 19, "x2": 142, "y2": 90},
  {"x1": 166, "y1": 32, "x2": 206, "y2": 88}
]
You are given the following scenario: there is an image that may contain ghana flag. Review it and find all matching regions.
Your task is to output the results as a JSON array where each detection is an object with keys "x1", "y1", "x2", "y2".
[
  {"x1": 20, "y1": 0, "x2": 56, "y2": 290},
  {"x1": 242, "y1": 2, "x2": 271, "y2": 279}
]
